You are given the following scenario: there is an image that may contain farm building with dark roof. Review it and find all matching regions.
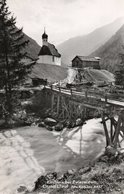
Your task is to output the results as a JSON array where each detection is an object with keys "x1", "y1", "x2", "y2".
[{"x1": 72, "y1": 55, "x2": 100, "y2": 69}]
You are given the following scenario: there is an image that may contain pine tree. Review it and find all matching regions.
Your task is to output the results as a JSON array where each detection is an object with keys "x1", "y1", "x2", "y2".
[
  {"x1": 0, "y1": 0, "x2": 32, "y2": 122},
  {"x1": 115, "y1": 54, "x2": 124, "y2": 88}
]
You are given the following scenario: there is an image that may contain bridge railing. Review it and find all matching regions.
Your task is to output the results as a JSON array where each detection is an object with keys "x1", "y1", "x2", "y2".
[{"x1": 48, "y1": 84, "x2": 124, "y2": 105}]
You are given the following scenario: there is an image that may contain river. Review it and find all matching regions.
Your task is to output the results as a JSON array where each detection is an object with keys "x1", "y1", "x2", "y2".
[{"x1": 0, "y1": 118, "x2": 106, "y2": 193}]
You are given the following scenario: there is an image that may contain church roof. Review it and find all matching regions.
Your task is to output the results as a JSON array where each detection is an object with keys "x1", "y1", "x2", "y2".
[{"x1": 38, "y1": 43, "x2": 61, "y2": 57}]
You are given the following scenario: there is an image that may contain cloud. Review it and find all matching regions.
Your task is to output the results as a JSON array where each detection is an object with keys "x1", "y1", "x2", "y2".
[
  {"x1": 7, "y1": 0, "x2": 124, "y2": 45},
  {"x1": 60, "y1": 0, "x2": 79, "y2": 4}
]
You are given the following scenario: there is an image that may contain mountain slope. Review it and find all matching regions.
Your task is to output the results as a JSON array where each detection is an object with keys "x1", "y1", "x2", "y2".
[
  {"x1": 24, "y1": 34, "x2": 41, "y2": 60},
  {"x1": 90, "y1": 25, "x2": 124, "y2": 73},
  {"x1": 57, "y1": 18, "x2": 124, "y2": 66}
]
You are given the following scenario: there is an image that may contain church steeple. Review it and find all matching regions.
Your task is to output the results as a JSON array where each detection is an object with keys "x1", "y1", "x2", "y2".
[
  {"x1": 38, "y1": 28, "x2": 61, "y2": 65},
  {"x1": 42, "y1": 28, "x2": 48, "y2": 45}
]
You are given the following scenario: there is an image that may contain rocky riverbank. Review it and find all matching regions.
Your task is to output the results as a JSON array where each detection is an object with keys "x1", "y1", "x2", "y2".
[{"x1": 29, "y1": 152, "x2": 124, "y2": 194}]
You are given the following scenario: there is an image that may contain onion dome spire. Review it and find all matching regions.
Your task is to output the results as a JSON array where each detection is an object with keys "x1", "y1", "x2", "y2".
[{"x1": 42, "y1": 27, "x2": 48, "y2": 39}]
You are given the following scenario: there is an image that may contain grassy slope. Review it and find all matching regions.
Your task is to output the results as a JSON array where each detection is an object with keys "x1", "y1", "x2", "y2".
[
  {"x1": 89, "y1": 69, "x2": 115, "y2": 82},
  {"x1": 31, "y1": 64, "x2": 114, "y2": 85},
  {"x1": 31, "y1": 63, "x2": 68, "y2": 82}
]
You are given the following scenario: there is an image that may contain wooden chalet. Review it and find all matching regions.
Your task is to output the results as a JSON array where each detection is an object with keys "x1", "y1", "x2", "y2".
[{"x1": 72, "y1": 56, "x2": 100, "y2": 69}]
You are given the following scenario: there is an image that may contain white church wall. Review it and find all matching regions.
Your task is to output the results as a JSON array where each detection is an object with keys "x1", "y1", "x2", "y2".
[
  {"x1": 37, "y1": 55, "x2": 61, "y2": 66},
  {"x1": 54, "y1": 56, "x2": 61, "y2": 66}
]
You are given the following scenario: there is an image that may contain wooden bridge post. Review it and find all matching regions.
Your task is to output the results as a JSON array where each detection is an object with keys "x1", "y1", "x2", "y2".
[
  {"x1": 51, "y1": 93, "x2": 55, "y2": 111},
  {"x1": 110, "y1": 118, "x2": 114, "y2": 144},
  {"x1": 83, "y1": 107, "x2": 87, "y2": 119},
  {"x1": 59, "y1": 86, "x2": 61, "y2": 93},
  {"x1": 105, "y1": 94, "x2": 107, "y2": 103},
  {"x1": 50, "y1": 84, "x2": 53, "y2": 90},
  {"x1": 85, "y1": 89, "x2": 88, "y2": 100},
  {"x1": 57, "y1": 90, "x2": 61, "y2": 114},
  {"x1": 70, "y1": 88, "x2": 72, "y2": 96},
  {"x1": 101, "y1": 113, "x2": 111, "y2": 147},
  {"x1": 79, "y1": 126, "x2": 83, "y2": 156},
  {"x1": 113, "y1": 110, "x2": 124, "y2": 148}
]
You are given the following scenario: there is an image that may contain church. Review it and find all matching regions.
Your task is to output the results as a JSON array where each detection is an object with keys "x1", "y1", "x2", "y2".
[{"x1": 37, "y1": 30, "x2": 61, "y2": 66}]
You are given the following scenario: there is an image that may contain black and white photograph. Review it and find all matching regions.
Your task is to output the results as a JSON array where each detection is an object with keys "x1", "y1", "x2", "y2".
[{"x1": 0, "y1": 0, "x2": 124, "y2": 193}]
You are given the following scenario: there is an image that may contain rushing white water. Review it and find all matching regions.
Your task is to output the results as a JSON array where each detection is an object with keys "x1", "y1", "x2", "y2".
[
  {"x1": 53, "y1": 118, "x2": 106, "y2": 161},
  {"x1": 0, "y1": 129, "x2": 45, "y2": 194}
]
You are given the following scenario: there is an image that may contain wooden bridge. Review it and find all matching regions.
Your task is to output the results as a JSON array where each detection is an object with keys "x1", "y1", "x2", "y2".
[{"x1": 44, "y1": 85, "x2": 124, "y2": 150}]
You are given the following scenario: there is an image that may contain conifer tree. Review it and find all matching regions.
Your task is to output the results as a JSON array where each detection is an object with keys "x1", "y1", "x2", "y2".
[
  {"x1": 0, "y1": 0, "x2": 32, "y2": 121},
  {"x1": 115, "y1": 54, "x2": 124, "y2": 87}
]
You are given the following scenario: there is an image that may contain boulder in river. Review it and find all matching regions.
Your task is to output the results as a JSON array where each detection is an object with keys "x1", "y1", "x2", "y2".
[
  {"x1": 76, "y1": 118, "x2": 83, "y2": 126},
  {"x1": 55, "y1": 123, "x2": 63, "y2": 131},
  {"x1": 46, "y1": 172, "x2": 57, "y2": 180},
  {"x1": 38, "y1": 122, "x2": 46, "y2": 128},
  {"x1": 46, "y1": 125, "x2": 53, "y2": 131},
  {"x1": 34, "y1": 175, "x2": 47, "y2": 190},
  {"x1": 67, "y1": 169, "x2": 76, "y2": 175},
  {"x1": 105, "y1": 146, "x2": 118, "y2": 157},
  {"x1": 17, "y1": 185, "x2": 28, "y2": 193},
  {"x1": 44, "y1": 118, "x2": 57, "y2": 126},
  {"x1": 65, "y1": 120, "x2": 73, "y2": 128}
]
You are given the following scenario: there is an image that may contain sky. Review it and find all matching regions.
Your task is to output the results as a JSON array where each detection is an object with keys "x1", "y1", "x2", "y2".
[{"x1": 7, "y1": 0, "x2": 124, "y2": 45}]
